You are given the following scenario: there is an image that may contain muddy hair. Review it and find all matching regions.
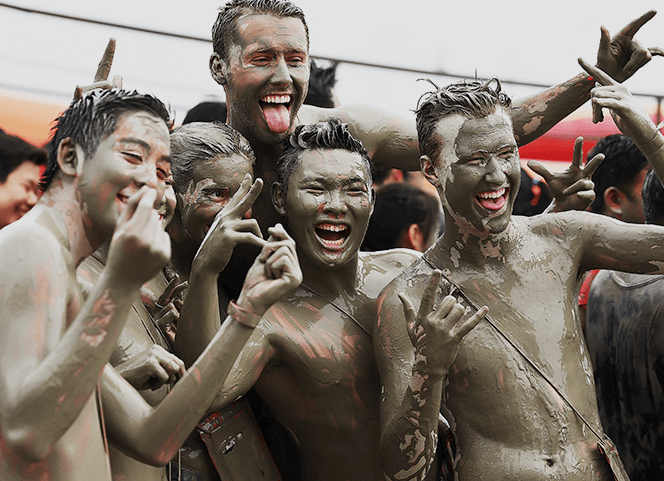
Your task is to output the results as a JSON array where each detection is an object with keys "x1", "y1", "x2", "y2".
[
  {"x1": 415, "y1": 78, "x2": 512, "y2": 161},
  {"x1": 41, "y1": 89, "x2": 170, "y2": 191},
  {"x1": 169, "y1": 121, "x2": 255, "y2": 194},
  {"x1": 642, "y1": 167, "x2": 664, "y2": 225},
  {"x1": 276, "y1": 118, "x2": 373, "y2": 197},
  {"x1": 212, "y1": 0, "x2": 309, "y2": 63}
]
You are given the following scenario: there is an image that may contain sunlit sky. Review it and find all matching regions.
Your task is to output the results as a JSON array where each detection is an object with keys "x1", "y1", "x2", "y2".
[{"x1": 1, "y1": 0, "x2": 663, "y2": 122}]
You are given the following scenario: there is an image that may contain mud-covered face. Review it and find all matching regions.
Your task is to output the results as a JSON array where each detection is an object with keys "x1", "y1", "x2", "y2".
[
  {"x1": 282, "y1": 149, "x2": 373, "y2": 269},
  {"x1": 78, "y1": 110, "x2": 171, "y2": 240},
  {"x1": 0, "y1": 161, "x2": 41, "y2": 228},
  {"x1": 221, "y1": 14, "x2": 309, "y2": 145},
  {"x1": 158, "y1": 179, "x2": 176, "y2": 228},
  {"x1": 431, "y1": 109, "x2": 519, "y2": 236},
  {"x1": 178, "y1": 154, "x2": 253, "y2": 248}
]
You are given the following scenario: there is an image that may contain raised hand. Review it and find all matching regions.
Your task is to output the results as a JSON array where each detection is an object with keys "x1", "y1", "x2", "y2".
[
  {"x1": 579, "y1": 58, "x2": 661, "y2": 148},
  {"x1": 528, "y1": 137, "x2": 604, "y2": 212},
  {"x1": 193, "y1": 174, "x2": 265, "y2": 276},
  {"x1": 107, "y1": 186, "x2": 171, "y2": 288},
  {"x1": 114, "y1": 345, "x2": 185, "y2": 391},
  {"x1": 235, "y1": 223, "x2": 303, "y2": 319},
  {"x1": 399, "y1": 270, "x2": 487, "y2": 377},
  {"x1": 73, "y1": 38, "x2": 123, "y2": 100}
]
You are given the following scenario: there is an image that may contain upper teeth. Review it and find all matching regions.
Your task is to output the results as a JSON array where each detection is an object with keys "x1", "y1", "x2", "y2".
[
  {"x1": 318, "y1": 224, "x2": 347, "y2": 232},
  {"x1": 477, "y1": 188, "x2": 505, "y2": 199},
  {"x1": 262, "y1": 95, "x2": 290, "y2": 103}
]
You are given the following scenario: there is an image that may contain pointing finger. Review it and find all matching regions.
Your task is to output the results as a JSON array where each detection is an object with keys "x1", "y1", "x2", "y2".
[
  {"x1": 617, "y1": 10, "x2": 656, "y2": 39},
  {"x1": 571, "y1": 137, "x2": 584, "y2": 169},
  {"x1": 581, "y1": 153, "x2": 605, "y2": 178},
  {"x1": 578, "y1": 58, "x2": 617, "y2": 87},
  {"x1": 94, "y1": 38, "x2": 116, "y2": 82}
]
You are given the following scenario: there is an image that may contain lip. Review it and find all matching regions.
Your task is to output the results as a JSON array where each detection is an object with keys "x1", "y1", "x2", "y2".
[
  {"x1": 314, "y1": 221, "x2": 350, "y2": 251},
  {"x1": 475, "y1": 186, "x2": 509, "y2": 213}
]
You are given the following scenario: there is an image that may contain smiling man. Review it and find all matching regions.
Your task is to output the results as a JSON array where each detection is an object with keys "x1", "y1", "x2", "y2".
[{"x1": 375, "y1": 77, "x2": 664, "y2": 480}]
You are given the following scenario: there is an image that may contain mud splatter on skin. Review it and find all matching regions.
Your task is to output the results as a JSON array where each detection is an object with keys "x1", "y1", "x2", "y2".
[{"x1": 79, "y1": 288, "x2": 116, "y2": 348}]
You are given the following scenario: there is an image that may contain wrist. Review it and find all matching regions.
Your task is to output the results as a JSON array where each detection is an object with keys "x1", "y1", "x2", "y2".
[{"x1": 227, "y1": 300, "x2": 262, "y2": 328}]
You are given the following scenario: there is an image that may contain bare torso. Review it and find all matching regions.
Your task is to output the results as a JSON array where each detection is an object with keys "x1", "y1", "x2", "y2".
[{"x1": 382, "y1": 215, "x2": 613, "y2": 480}]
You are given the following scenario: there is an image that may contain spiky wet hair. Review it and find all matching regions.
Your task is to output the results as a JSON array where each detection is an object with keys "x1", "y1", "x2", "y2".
[
  {"x1": 276, "y1": 118, "x2": 373, "y2": 196},
  {"x1": 212, "y1": 0, "x2": 309, "y2": 63},
  {"x1": 415, "y1": 78, "x2": 512, "y2": 161},
  {"x1": 41, "y1": 89, "x2": 170, "y2": 190}
]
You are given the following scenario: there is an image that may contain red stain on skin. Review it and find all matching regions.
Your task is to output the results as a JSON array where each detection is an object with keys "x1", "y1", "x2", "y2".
[
  {"x1": 192, "y1": 366, "x2": 202, "y2": 384},
  {"x1": 1, "y1": 436, "x2": 51, "y2": 480},
  {"x1": 498, "y1": 369, "x2": 505, "y2": 390},
  {"x1": 79, "y1": 288, "x2": 116, "y2": 348}
]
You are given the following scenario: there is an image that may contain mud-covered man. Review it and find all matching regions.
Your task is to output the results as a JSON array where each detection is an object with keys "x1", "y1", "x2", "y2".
[{"x1": 375, "y1": 70, "x2": 664, "y2": 480}]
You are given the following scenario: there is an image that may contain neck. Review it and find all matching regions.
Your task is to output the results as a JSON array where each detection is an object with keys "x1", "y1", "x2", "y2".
[
  {"x1": 299, "y1": 251, "x2": 360, "y2": 301},
  {"x1": 438, "y1": 215, "x2": 513, "y2": 269},
  {"x1": 36, "y1": 180, "x2": 101, "y2": 265}
]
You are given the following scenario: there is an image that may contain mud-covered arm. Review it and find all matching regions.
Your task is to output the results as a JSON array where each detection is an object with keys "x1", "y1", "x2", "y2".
[
  {"x1": 0, "y1": 189, "x2": 170, "y2": 462},
  {"x1": 174, "y1": 176, "x2": 263, "y2": 367},
  {"x1": 103, "y1": 225, "x2": 301, "y2": 466},
  {"x1": 375, "y1": 271, "x2": 486, "y2": 481},
  {"x1": 512, "y1": 10, "x2": 660, "y2": 146}
]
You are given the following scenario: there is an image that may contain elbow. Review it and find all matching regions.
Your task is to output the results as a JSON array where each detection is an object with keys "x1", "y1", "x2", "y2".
[{"x1": 2, "y1": 426, "x2": 54, "y2": 463}]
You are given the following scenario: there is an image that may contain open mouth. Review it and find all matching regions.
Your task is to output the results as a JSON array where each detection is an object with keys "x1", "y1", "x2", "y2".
[
  {"x1": 260, "y1": 94, "x2": 292, "y2": 134},
  {"x1": 315, "y1": 222, "x2": 350, "y2": 250},
  {"x1": 475, "y1": 187, "x2": 509, "y2": 211}
]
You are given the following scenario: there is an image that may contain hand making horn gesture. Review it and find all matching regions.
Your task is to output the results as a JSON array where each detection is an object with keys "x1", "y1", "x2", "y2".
[
  {"x1": 528, "y1": 137, "x2": 604, "y2": 212},
  {"x1": 593, "y1": 10, "x2": 663, "y2": 122},
  {"x1": 579, "y1": 57, "x2": 663, "y2": 151},
  {"x1": 73, "y1": 38, "x2": 123, "y2": 100}
]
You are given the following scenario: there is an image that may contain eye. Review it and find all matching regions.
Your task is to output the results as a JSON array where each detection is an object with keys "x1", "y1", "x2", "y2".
[
  {"x1": 287, "y1": 55, "x2": 306, "y2": 66},
  {"x1": 123, "y1": 152, "x2": 142, "y2": 164}
]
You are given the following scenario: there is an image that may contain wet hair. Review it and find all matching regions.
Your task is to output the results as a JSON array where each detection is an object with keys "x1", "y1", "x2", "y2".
[
  {"x1": 415, "y1": 78, "x2": 512, "y2": 160},
  {"x1": 641, "y1": 168, "x2": 664, "y2": 225},
  {"x1": 276, "y1": 118, "x2": 372, "y2": 197},
  {"x1": 169, "y1": 121, "x2": 255, "y2": 194},
  {"x1": 182, "y1": 101, "x2": 228, "y2": 124},
  {"x1": 362, "y1": 182, "x2": 440, "y2": 251},
  {"x1": 588, "y1": 134, "x2": 649, "y2": 214},
  {"x1": 304, "y1": 59, "x2": 337, "y2": 108},
  {"x1": 212, "y1": 0, "x2": 309, "y2": 63},
  {"x1": 0, "y1": 133, "x2": 47, "y2": 183},
  {"x1": 41, "y1": 89, "x2": 170, "y2": 190}
]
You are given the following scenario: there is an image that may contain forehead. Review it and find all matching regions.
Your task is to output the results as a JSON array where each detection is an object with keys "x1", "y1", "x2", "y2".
[
  {"x1": 11, "y1": 161, "x2": 41, "y2": 182},
  {"x1": 452, "y1": 110, "x2": 515, "y2": 158},
  {"x1": 291, "y1": 148, "x2": 370, "y2": 183},
  {"x1": 112, "y1": 110, "x2": 170, "y2": 147},
  {"x1": 233, "y1": 14, "x2": 308, "y2": 54},
  {"x1": 192, "y1": 153, "x2": 253, "y2": 184}
]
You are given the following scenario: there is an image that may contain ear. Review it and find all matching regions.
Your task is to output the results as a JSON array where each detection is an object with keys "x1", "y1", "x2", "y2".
[
  {"x1": 421, "y1": 155, "x2": 439, "y2": 187},
  {"x1": 210, "y1": 53, "x2": 227, "y2": 86},
  {"x1": 403, "y1": 223, "x2": 425, "y2": 252},
  {"x1": 271, "y1": 182, "x2": 287, "y2": 216},
  {"x1": 603, "y1": 186, "x2": 626, "y2": 219},
  {"x1": 56, "y1": 138, "x2": 83, "y2": 178}
]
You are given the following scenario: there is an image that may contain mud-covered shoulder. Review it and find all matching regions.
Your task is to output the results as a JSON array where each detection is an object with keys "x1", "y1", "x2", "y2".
[{"x1": 357, "y1": 249, "x2": 421, "y2": 301}]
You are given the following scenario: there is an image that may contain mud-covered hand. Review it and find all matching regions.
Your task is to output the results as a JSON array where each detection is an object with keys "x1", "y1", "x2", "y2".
[
  {"x1": 580, "y1": 58, "x2": 661, "y2": 149},
  {"x1": 193, "y1": 174, "x2": 264, "y2": 276},
  {"x1": 106, "y1": 186, "x2": 171, "y2": 288},
  {"x1": 235, "y1": 223, "x2": 302, "y2": 319},
  {"x1": 73, "y1": 38, "x2": 123, "y2": 100},
  {"x1": 400, "y1": 270, "x2": 487, "y2": 378},
  {"x1": 528, "y1": 137, "x2": 604, "y2": 212},
  {"x1": 114, "y1": 345, "x2": 185, "y2": 391}
]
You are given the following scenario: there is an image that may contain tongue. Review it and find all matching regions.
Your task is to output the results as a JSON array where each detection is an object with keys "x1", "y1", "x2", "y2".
[
  {"x1": 478, "y1": 195, "x2": 506, "y2": 211},
  {"x1": 263, "y1": 103, "x2": 290, "y2": 133}
]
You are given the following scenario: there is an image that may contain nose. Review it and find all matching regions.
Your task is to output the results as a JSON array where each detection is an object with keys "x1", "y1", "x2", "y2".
[
  {"x1": 134, "y1": 166, "x2": 166, "y2": 205},
  {"x1": 484, "y1": 156, "x2": 508, "y2": 185},
  {"x1": 324, "y1": 190, "x2": 348, "y2": 216},
  {"x1": 271, "y1": 57, "x2": 291, "y2": 85}
]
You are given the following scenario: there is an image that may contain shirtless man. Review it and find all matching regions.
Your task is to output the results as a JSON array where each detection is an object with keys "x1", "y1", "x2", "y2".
[
  {"x1": 209, "y1": 0, "x2": 660, "y2": 231},
  {"x1": 375, "y1": 70, "x2": 664, "y2": 480},
  {"x1": 0, "y1": 89, "x2": 301, "y2": 481}
]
